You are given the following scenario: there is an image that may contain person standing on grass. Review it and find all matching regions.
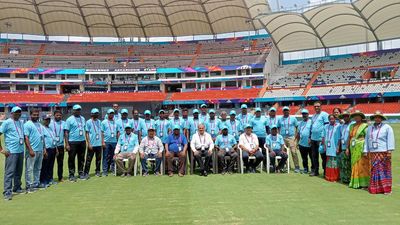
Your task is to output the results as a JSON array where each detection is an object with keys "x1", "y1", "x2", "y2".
[
  {"x1": 165, "y1": 125, "x2": 188, "y2": 177},
  {"x1": 217, "y1": 111, "x2": 230, "y2": 132},
  {"x1": 238, "y1": 104, "x2": 253, "y2": 131},
  {"x1": 333, "y1": 108, "x2": 342, "y2": 124},
  {"x1": 266, "y1": 125, "x2": 288, "y2": 173},
  {"x1": 155, "y1": 109, "x2": 171, "y2": 144},
  {"x1": 277, "y1": 106, "x2": 300, "y2": 173},
  {"x1": 199, "y1": 104, "x2": 209, "y2": 124},
  {"x1": 239, "y1": 124, "x2": 264, "y2": 173},
  {"x1": 364, "y1": 111, "x2": 395, "y2": 195},
  {"x1": 296, "y1": 109, "x2": 312, "y2": 174},
  {"x1": 64, "y1": 104, "x2": 87, "y2": 182},
  {"x1": 190, "y1": 124, "x2": 214, "y2": 176},
  {"x1": 50, "y1": 110, "x2": 66, "y2": 182},
  {"x1": 141, "y1": 110, "x2": 156, "y2": 141},
  {"x1": 322, "y1": 114, "x2": 341, "y2": 182},
  {"x1": 40, "y1": 115, "x2": 57, "y2": 187},
  {"x1": 117, "y1": 109, "x2": 133, "y2": 135},
  {"x1": 101, "y1": 108, "x2": 119, "y2": 176},
  {"x1": 250, "y1": 108, "x2": 268, "y2": 164},
  {"x1": 228, "y1": 110, "x2": 242, "y2": 142},
  {"x1": 84, "y1": 108, "x2": 103, "y2": 178},
  {"x1": 104, "y1": 103, "x2": 121, "y2": 121},
  {"x1": 309, "y1": 101, "x2": 329, "y2": 177},
  {"x1": 266, "y1": 107, "x2": 278, "y2": 135},
  {"x1": 24, "y1": 108, "x2": 46, "y2": 192},
  {"x1": 206, "y1": 109, "x2": 219, "y2": 142},
  {"x1": 347, "y1": 111, "x2": 369, "y2": 189},
  {"x1": 114, "y1": 124, "x2": 139, "y2": 177},
  {"x1": 139, "y1": 127, "x2": 164, "y2": 176},
  {"x1": 0, "y1": 106, "x2": 25, "y2": 201},
  {"x1": 215, "y1": 126, "x2": 238, "y2": 175},
  {"x1": 132, "y1": 109, "x2": 144, "y2": 140},
  {"x1": 338, "y1": 111, "x2": 353, "y2": 184}
]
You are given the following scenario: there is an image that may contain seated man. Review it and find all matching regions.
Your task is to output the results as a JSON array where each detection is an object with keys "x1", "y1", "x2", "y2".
[
  {"x1": 266, "y1": 125, "x2": 288, "y2": 173},
  {"x1": 190, "y1": 124, "x2": 214, "y2": 176},
  {"x1": 114, "y1": 124, "x2": 139, "y2": 177},
  {"x1": 215, "y1": 126, "x2": 238, "y2": 174},
  {"x1": 165, "y1": 125, "x2": 188, "y2": 177},
  {"x1": 139, "y1": 127, "x2": 164, "y2": 176},
  {"x1": 238, "y1": 124, "x2": 264, "y2": 173}
]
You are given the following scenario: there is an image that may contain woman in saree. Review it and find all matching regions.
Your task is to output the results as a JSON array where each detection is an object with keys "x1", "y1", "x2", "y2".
[
  {"x1": 323, "y1": 114, "x2": 341, "y2": 182},
  {"x1": 346, "y1": 111, "x2": 370, "y2": 189}
]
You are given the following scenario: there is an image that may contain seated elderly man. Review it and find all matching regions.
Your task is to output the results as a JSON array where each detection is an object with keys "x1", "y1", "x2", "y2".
[
  {"x1": 215, "y1": 126, "x2": 238, "y2": 174},
  {"x1": 190, "y1": 123, "x2": 214, "y2": 176},
  {"x1": 266, "y1": 125, "x2": 288, "y2": 173},
  {"x1": 239, "y1": 124, "x2": 264, "y2": 173},
  {"x1": 139, "y1": 127, "x2": 164, "y2": 176},
  {"x1": 165, "y1": 125, "x2": 188, "y2": 177},
  {"x1": 114, "y1": 124, "x2": 139, "y2": 177}
]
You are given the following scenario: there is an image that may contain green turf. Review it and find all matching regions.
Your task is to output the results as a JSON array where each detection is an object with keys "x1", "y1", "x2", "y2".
[{"x1": 0, "y1": 125, "x2": 399, "y2": 225}]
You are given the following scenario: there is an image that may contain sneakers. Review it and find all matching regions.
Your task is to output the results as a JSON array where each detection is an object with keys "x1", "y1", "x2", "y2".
[
  {"x1": 142, "y1": 172, "x2": 148, "y2": 177},
  {"x1": 95, "y1": 172, "x2": 101, "y2": 177},
  {"x1": 178, "y1": 173, "x2": 184, "y2": 177},
  {"x1": 102, "y1": 172, "x2": 108, "y2": 177},
  {"x1": 168, "y1": 172, "x2": 174, "y2": 177},
  {"x1": 37, "y1": 183, "x2": 47, "y2": 190},
  {"x1": 26, "y1": 187, "x2": 36, "y2": 194},
  {"x1": 294, "y1": 167, "x2": 301, "y2": 173},
  {"x1": 126, "y1": 173, "x2": 132, "y2": 177},
  {"x1": 155, "y1": 172, "x2": 160, "y2": 176},
  {"x1": 79, "y1": 174, "x2": 89, "y2": 180},
  {"x1": 120, "y1": 173, "x2": 126, "y2": 177},
  {"x1": 69, "y1": 176, "x2": 77, "y2": 182},
  {"x1": 13, "y1": 189, "x2": 25, "y2": 195},
  {"x1": 3, "y1": 193, "x2": 12, "y2": 201}
]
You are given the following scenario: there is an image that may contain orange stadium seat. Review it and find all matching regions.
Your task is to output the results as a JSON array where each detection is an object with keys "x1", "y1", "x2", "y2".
[
  {"x1": 169, "y1": 89, "x2": 260, "y2": 101},
  {"x1": 304, "y1": 104, "x2": 351, "y2": 115},
  {"x1": 0, "y1": 93, "x2": 64, "y2": 103},
  {"x1": 275, "y1": 105, "x2": 301, "y2": 115},
  {"x1": 352, "y1": 102, "x2": 400, "y2": 114},
  {"x1": 67, "y1": 92, "x2": 167, "y2": 103}
]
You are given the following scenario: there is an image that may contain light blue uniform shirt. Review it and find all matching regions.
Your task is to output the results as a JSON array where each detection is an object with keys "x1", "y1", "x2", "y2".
[
  {"x1": 64, "y1": 115, "x2": 86, "y2": 142},
  {"x1": 118, "y1": 133, "x2": 139, "y2": 153},
  {"x1": 199, "y1": 113, "x2": 209, "y2": 124},
  {"x1": 227, "y1": 119, "x2": 242, "y2": 141},
  {"x1": 278, "y1": 116, "x2": 298, "y2": 138},
  {"x1": 43, "y1": 126, "x2": 56, "y2": 149},
  {"x1": 206, "y1": 118, "x2": 219, "y2": 138},
  {"x1": 215, "y1": 134, "x2": 237, "y2": 150},
  {"x1": 85, "y1": 119, "x2": 102, "y2": 147},
  {"x1": 189, "y1": 118, "x2": 201, "y2": 139},
  {"x1": 0, "y1": 118, "x2": 25, "y2": 153},
  {"x1": 141, "y1": 119, "x2": 156, "y2": 137},
  {"x1": 339, "y1": 122, "x2": 354, "y2": 150},
  {"x1": 117, "y1": 118, "x2": 133, "y2": 134},
  {"x1": 104, "y1": 112, "x2": 122, "y2": 121},
  {"x1": 217, "y1": 119, "x2": 229, "y2": 133},
  {"x1": 364, "y1": 123, "x2": 395, "y2": 153},
  {"x1": 49, "y1": 120, "x2": 65, "y2": 146},
  {"x1": 310, "y1": 111, "x2": 329, "y2": 141},
  {"x1": 266, "y1": 134, "x2": 285, "y2": 151},
  {"x1": 155, "y1": 119, "x2": 171, "y2": 143},
  {"x1": 132, "y1": 118, "x2": 144, "y2": 135},
  {"x1": 101, "y1": 119, "x2": 118, "y2": 143},
  {"x1": 250, "y1": 116, "x2": 267, "y2": 138},
  {"x1": 322, "y1": 124, "x2": 340, "y2": 157},
  {"x1": 298, "y1": 119, "x2": 312, "y2": 147},
  {"x1": 171, "y1": 117, "x2": 186, "y2": 133},
  {"x1": 24, "y1": 121, "x2": 45, "y2": 152},
  {"x1": 238, "y1": 113, "x2": 253, "y2": 130},
  {"x1": 266, "y1": 116, "x2": 279, "y2": 128}
]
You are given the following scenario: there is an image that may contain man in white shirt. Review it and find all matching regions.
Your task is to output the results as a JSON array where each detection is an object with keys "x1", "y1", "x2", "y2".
[
  {"x1": 239, "y1": 124, "x2": 264, "y2": 173},
  {"x1": 139, "y1": 128, "x2": 164, "y2": 176},
  {"x1": 190, "y1": 124, "x2": 214, "y2": 176}
]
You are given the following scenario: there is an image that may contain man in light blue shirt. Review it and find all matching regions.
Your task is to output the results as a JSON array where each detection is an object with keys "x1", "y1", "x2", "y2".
[
  {"x1": 309, "y1": 101, "x2": 329, "y2": 177},
  {"x1": 206, "y1": 109, "x2": 219, "y2": 141},
  {"x1": 296, "y1": 109, "x2": 312, "y2": 174},
  {"x1": 250, "y1": 108, "x2": 267, "y2": 156},
  {"x1": 104, "y1": 103, "x2": 122, "y2": 121},
  {"x1": 24, "y1": 108, "x2": 45, "y2": 191},
  {"x1": 199, "y1": 104, "x2": 209, "y2": 124},
  {"x1": 0, "y1": 106, "x2": 25, "y2": 200},
  {"x1": 238, "y1": 104, "x2": 253, "y2": 130},
  {"x1": 266, "y1": 125, "x2": 288, "y2": 173},
  {"x1": 64, "y1": 104, "x2": 87, "y2": 182},
  {"x1": 277, "y1": 106, "x2": 300, "y2": 172},
  {"x1": 101, "y1": 108, "x2": 119, "y2": 176},
  {"x1": 50, "y1": 110, "x2": 66, "y2": 182},
  {"x1": 171, "y1": 108, "x2": 185, "y2": 134},
  {"x1": 228, "y1": 110, "x2": 242, "y2": 141},
  {"x1": 84, "y1": 108, "x2": 103, "y2": 178},
  {"x1": 266, "y1": 107, "x2": 279, "y2": 135},
  {"x1": 215, "y1": 126, "x2": 238, "y2": 174},
  {"x1": 132, "y1": 109, "x2": 144, "y2": 140},
  {"x1": 188, "y1": 109, "x2": 201, "y2": 140},
  {"x1": 117, "y1": 109, "x2": 132, "y2": 134},
  {"x1": 217, "y1": 111, "x2": 229, "y2": 133},
  {"x1": 114, "y1": 124, "x2": 139, "y2": 177},
  {"x1": 155, "y1": 109, "x2": 171, "y2": 144},
  {"x1": 40, "y1": 115, "x2": 57, "y2": 187},
  {"x1": 141, "y1": 110, "x2": 156, "y2": 139}
]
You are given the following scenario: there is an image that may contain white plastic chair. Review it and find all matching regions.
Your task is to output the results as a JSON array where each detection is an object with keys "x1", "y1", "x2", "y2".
[
  {"x1": 114, "y1": 153, "x2": 138, "y2": 176},
  {"x1": 239, "y1": 146, "x2": 264, "y2": 174},
  {"x1": 264, "y1": 143, "x2": 290, "y2": 174}
]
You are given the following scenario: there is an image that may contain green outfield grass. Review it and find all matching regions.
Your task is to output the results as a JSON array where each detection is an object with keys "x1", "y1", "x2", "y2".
[{"x1": 0, "y1": 125, "x2": 399, "y2": 225}]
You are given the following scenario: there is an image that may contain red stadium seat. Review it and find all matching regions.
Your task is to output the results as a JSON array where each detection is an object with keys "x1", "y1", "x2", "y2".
[
  {"x1": 352, "y1": 102, "x2": 400, "y2": 114},
  {"x1": 169, "y1": 89, "x2": 260, "y2": 101},
  {"x1": 67, "y1": 92, "x2": 167, "y2": 103},
  {"x1": 304, "y1": 104, "x2": 351, "y2": 115},
  {"x1": 0, "y1": 93, "x2": 64, "y2": 103}
]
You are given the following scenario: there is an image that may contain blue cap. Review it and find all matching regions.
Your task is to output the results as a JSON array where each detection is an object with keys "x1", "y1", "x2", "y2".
[
  {"x1": 193, "y1": 109, "x2": 199, "y2": 114},
  {"x1": 221, "y1": 125, "x2": 228, "y2": 130},
  {"x1": 255, "y1": 107, "x2": 262, "y2": 112},
  {"x1": 173, "y1": 125, "x2": 181, "y2": 130},
  {"x1": 282, "y1": 106, "x2": 290, "y2": 111},
  {"x1": 159, "y1": 109, "x2": 165, "y2": 114},
  {"x1": 107, "y1": 109, "x2": 115, "y2": 114},
  {"x1": 144, "y1": 110, "x2": 151, "y2": 115},
  {"x1": 72, "y1": 104, "x2": 82, "y2": 110},
  {"x1": 200, "y1": 104, "x2": 207, "y2": 108},
  {"x1": 301, "y1": 109, "x2": 309, "y2": 114},
  {"x1": 121, "y1": 109, "x2": 129, "y2": 114},
  {"x1": 91, "y1": 108, "x2": 99, "y2": 114},
  {"x1": 11, "y1": 106, "x2": 22, "y2": 113},
  {"x1": 173, "y1": 108, "x2": 180, "y2": 113},
  {"x1": 241, "y1": 104, "x2": 248, "y2": 109},
  {"x1": 244, "y1": 123, "x2": 252, "y2": 129},
  {"x1": 270, "y1": 125, "x2": 278, "y2": 129},
  {"x1": 269, "y1": 107, "x2": 276, "y2": 112},
  {"x1": 230, "y1": 110, "x2": 236, "y2": 116},
  {"x1": 209, "y1": 109, "x2": 215, "y2": 114}
]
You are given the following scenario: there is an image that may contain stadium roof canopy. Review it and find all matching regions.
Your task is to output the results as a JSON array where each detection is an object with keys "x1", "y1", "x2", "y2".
[
  {"x1": 0, "y1": 0, "x2": 270, "y2": 38},
  {"x1": 257, "y1": 0, "x2": 400, "y2": 52}
]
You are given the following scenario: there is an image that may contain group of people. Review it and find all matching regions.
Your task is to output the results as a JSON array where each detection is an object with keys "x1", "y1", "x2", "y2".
[{"x1": 0, "y1": 102, "x2": 395, "y2": 201}]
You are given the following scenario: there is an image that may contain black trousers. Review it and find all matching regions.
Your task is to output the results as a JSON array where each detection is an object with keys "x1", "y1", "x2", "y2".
[
  {"x1": 299, "y1": 145, "x2": 312, "y2": 171},
  {"x1": 56, "y1": 145, "x2": 65, "y2": 181},
  {"x1": 68, "y1": 141, "x2": 86, "y2": 177},
  {"x1": 194, "y1": 149, "x2": 212, "y2": 173},
  {"x1": 84, "y1": 146, "x2": 102, "y2": 174},
  {"x1": 310, "y1": 140, "x2": 326, "y2": 175},
  {"x1": 40, "y1": 148, "x2": 57, "y2": 184}
]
